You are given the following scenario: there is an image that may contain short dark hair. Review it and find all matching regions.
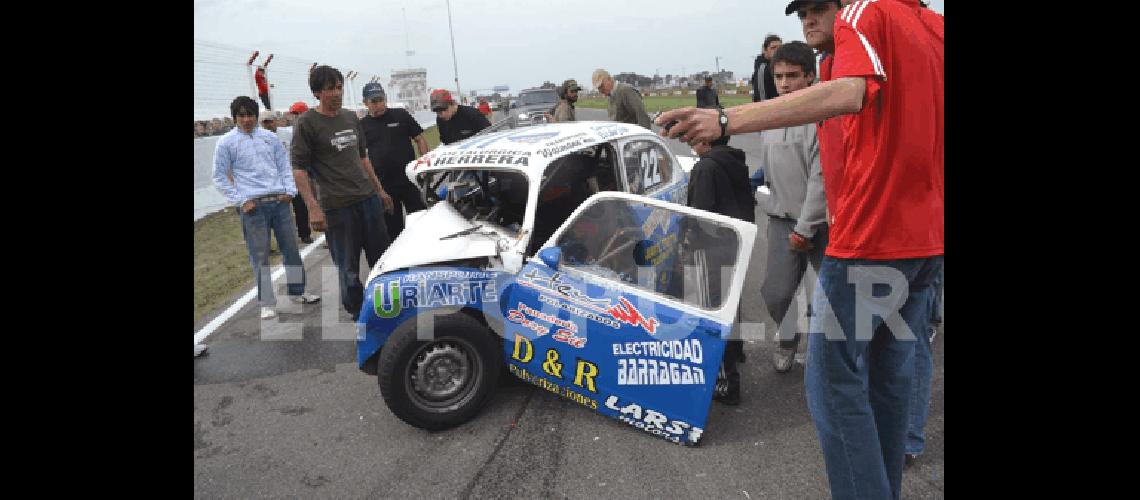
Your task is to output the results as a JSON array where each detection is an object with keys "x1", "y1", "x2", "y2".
[
  {"x1": 771, "y1": 41, "x2": 817, "y2": 79},
  {"x1": 763, "y1": 35, "x2": 782, "y2": 51},
  {"x1": 308, "y1": 65, "x2": 343, "y2": 95},
  {"x1": 230, "y1": 96, "x2": 259, "y2": 120}
]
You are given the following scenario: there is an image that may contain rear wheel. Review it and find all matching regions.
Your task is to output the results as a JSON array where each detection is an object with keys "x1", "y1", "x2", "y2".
[{"x1": 377, "y1": 313, "x2": 501, "y2": 430}]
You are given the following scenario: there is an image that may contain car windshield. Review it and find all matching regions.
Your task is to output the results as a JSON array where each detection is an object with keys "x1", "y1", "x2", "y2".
[
  {"x1": 518, "y1": 90, "x2": 558, "y2": 106},
  {"x1": 420, "y1": 169, "x2": 530, "y2": 236}
]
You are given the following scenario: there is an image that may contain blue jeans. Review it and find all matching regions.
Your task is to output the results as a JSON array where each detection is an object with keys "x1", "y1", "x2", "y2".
[
  {"x1": 906, "y1": 266, "x2": 943, "y2": 455},
  {"x1": 805, "y1": 255, "x2": 943, "y2": 500},
  {"x1": 239, "y1": 199, "x2": 307, "y2": 307},
  {"x1": 324, "y1": 194, "x2": 390, "y2": 318}
]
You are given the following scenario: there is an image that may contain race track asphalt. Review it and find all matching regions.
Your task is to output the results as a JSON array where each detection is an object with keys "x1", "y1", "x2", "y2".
[{"x1": 194, "y1": 107, "x2": 944, "y2": 499}]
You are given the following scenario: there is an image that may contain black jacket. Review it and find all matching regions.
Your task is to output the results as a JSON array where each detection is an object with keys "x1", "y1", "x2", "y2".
[
  {"x1": 751, "y1": 55, "x2": 779, "y2": 102},
  {"x1": 695, "y1": 87, "x2": 720, "y2": 109},
  {"x1": 686, "y1": 145, "x2": 756, "y2": 223},
  {"x1": 437, "y1": 105, "x2": 491, "y2": 145}
]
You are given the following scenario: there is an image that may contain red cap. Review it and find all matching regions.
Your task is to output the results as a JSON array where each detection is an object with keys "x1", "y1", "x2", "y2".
[
  {"x1": 430, "y1": 89, "x2": 455, "y2": 110},
  {"x1": 288, "y1": 102, "x2": 309, "y2": 114}
]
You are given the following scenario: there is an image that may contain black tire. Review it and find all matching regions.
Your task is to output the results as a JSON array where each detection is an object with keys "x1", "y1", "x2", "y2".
[{"x1": 377, "y1": 313, "x2": 501, "y2": 431}]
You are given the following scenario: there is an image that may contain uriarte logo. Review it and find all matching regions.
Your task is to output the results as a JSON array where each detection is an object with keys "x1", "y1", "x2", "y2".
[{"x1": 373, "y1": 279, "x2": 498, "y2": 318}]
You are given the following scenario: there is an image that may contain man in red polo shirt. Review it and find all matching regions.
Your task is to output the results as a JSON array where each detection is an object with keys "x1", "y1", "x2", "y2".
[{"x1": 655, "y1": 1, "x2": 942, "y2": 498}]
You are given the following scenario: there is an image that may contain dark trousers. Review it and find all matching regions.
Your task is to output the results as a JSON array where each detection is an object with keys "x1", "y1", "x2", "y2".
[
  {"x1": 324, "y1": 195, "x2": 391, "y2": 318},
  {"x1": 259, "y1": 92, "x2": 271, "y2": 110},
  {"x1": 292, "y1": 195, "x2": 310, "y2": 239},
  {"x1": 383, "y1": 182, "x2": 427, "y2": 241}
]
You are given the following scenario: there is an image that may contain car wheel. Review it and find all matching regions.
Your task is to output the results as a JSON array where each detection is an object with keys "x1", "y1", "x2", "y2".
[{"x1": 377, "y1": 313, "x2": 501, "y2": 430}]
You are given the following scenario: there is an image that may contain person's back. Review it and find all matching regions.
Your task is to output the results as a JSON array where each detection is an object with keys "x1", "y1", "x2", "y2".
[
  {"x1": 687, "y1": 143, "x2": 755, "y2": 224},
  {"x1": 607, "y1": 82, "x2": 652, "y2": 129}
]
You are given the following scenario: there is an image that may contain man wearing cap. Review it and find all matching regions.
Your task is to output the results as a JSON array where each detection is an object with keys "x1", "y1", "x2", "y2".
[
  {"x1": 551, "y1": 79, "x2": 581, "y2": 123},
  {"x1": 360, "y1": 82, "x2": 431, "y2": 241},
  {"x1": 213, "y1": 96, "x2": 321, "y2": 321},
  {"x1": 591, "y1": 69, "x2": 651, "y2": 129},
  {"x1": 431, "y1": 89, "x2": 491, "y2": 145},
  {"x1": 695, "y1": 76, "x2": 720, "y2": 109},
  {"x1": 291, "y1": 65, "x2": 395, "y2": 320},
  {"x1": 656, "y1": 1, "x2": 942, "y2": 499}
]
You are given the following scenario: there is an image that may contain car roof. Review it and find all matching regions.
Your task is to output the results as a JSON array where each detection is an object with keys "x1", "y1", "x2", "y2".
[{"x1": 410, "y1": 122, "x2": 658, "y2": 182}]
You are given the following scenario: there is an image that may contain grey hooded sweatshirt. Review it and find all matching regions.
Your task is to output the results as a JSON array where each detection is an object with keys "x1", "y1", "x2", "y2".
[{"x1": 756, "y1": 123, "x2": 828, "y2": 238}]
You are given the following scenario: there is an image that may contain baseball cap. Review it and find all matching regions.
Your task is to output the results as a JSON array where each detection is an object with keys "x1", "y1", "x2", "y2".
[
  {"x1": 259, "y1": 110, "x2": 277, "y2": 122},
  {"x1": 591, "y1": 69, "x2": 611, "y2": 90},
  {"x1": 785, "y1": 0, "x2": 838, "y2": 15},
  {"x1": 430, "y1": 89, "x2": 455, "y2": 111},
  {"x1": 288, "y1": 101, "x2": 309, "y2": 114},
  {"x1": 562, "y1": 79, "x2": 582, "y2": 92},
  {"x1": 363, "y1": 82, "x2": 386, "y2": 101}
]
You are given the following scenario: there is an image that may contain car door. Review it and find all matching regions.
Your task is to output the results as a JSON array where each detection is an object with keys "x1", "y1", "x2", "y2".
[
  {"x1": 499, "y1": 191, "x2": 757, "y2": 445},
  {"x1": 617, "y1": 137, "x2": 686, "y2": 205}
]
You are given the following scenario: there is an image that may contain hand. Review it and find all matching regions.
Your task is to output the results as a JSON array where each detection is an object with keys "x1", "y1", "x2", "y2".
[
  {"x1": 309, "y1": 207, "x2": 327, "y2": 232},
  {"x1": 378, "y1": 190, "x2": 395, "y2": 214},
  {"x1": 789, "y1": 231, "x2": 814, "y2": 252},
  {"x1": 655, "y1": 107, "x2": 721, "y2": 145},
  {"x1": 241, "y1": 200, "x2": 257, "y2": 214},
  {"x1": 278, "y1": 194, "x2": 293, "y2": 203}
]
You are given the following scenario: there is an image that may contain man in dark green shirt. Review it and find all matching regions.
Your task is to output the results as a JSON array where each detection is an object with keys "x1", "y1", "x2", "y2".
[
  {"x1": 591, "y1": 68, "x2": 652, "y2": 129},
  {"x1": 291, "y1": 65, "x2": 395, "y2": 320}
]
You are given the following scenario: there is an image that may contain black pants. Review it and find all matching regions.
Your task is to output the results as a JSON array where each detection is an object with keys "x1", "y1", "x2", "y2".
[
  {"x1": 383, "y1": 182, "x2": 427, "y2": 241},
  {"x1": 292, "y1": 195, "x2": 310, "y2": 239},
  {"x1": 259, "y1": 92, "x2": 271, "y2": 110}
]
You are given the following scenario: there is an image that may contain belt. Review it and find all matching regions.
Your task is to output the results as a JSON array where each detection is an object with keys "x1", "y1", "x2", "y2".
[{"x1": 253, "y1": 194, "x2": 286, "y2": 202}]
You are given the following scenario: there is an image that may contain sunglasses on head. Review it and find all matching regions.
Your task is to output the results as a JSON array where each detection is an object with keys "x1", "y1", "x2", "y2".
[{"x1": 797, "y1": 3, "x2": 832, "y2": 19}]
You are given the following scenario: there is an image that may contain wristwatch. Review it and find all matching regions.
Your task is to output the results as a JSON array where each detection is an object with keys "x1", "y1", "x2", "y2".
[{"x1": 717, "y1": 107, "x2": 729, "y2": 139}]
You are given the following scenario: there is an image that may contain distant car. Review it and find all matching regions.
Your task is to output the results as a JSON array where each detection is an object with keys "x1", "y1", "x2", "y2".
[
  {"x1": 352, "y1": 122, "x2": 761, "y2": 446},
  {"x1": 507, "y1": 88, "x2": 559, "y2": 127}
]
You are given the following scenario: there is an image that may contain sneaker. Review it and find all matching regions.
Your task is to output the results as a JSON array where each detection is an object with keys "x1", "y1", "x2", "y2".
[
  {"x1": 300, "y1": 235, "x2": 313, "y2": 244},
  {"x1": 905, "y1": 453, "x2": 920, "y2": 468},
  {"x1": 773, "y1": 346, "x2": 796, "y2": 373},
  {"x1": 194, "y1": 344, "x2": 209, "y2": 358},
  {"x1": 260, "y1": 307, "x2": 278, "y2": 320},
  {"x1": 289, "y1": 293, "x2": 321, "y2": 304},
  {"x1": 712, "y1": 367, "x2": 741, "y2": 405},
  {"x1": 928, "y1": 326, "x2": 937, "y2": 344}
]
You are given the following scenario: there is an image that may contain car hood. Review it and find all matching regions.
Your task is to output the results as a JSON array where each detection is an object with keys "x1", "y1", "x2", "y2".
[{"x1": 366, "y1": 202, "x2": 501, "y2": 283}]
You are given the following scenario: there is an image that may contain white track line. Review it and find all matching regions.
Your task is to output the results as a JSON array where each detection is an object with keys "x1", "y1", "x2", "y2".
[{"x1": 194, "y1": 234, "x2": 326, "y2": 345}]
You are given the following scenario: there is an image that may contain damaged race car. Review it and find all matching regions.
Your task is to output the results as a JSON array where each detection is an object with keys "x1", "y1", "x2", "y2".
[{"x1": 355, "y1": 121, "x2": 758, "y2": 445}]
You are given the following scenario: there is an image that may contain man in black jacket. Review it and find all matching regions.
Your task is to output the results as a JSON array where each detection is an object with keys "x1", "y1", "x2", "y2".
[
  {"x1": 685, "y1": 135, "x2": 755, "y2": 405},
  {"x1": 695, "y1": 77, "x2": 720, "y2": 109},
  {"x1": 431, "y1": 89, "x2": 491, "y2": 145},
  {"x1": 750, "y1": 34, "x2": 782, "y2": 102}
]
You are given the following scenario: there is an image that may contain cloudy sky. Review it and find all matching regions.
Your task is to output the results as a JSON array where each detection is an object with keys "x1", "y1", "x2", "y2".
[{"x1": 194, "y1": 0, "x2": 944, "y2": 97}]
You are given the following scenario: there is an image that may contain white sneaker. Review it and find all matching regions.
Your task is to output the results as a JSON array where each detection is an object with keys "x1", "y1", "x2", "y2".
[
  {"x1": 194, "y1": 344, "x2": 208, "y2": 357},
  {"x1": 289, "y1": 293, "x2": 321, "y2": 304},
  {"x1": 260, "y1": 307, "x2": 278, "y2": 320}
]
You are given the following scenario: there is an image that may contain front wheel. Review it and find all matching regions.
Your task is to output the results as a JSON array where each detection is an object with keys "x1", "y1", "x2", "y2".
[{"x1": 377, "y1": 313, "x2": 501, "y2": 430}]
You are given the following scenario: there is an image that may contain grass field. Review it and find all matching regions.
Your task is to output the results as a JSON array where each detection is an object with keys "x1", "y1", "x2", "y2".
[
  {"x1": 193, "y1": 126, "x2": 443, "y2": 326},
  {"x1": 577, "y1": 93, "x2": 753, "y2": 114}
]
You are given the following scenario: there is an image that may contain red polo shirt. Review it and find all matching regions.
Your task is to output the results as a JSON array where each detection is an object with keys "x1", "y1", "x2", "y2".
[{"x1": 823, "y1": 0, "x2": 944, "y2": 260}]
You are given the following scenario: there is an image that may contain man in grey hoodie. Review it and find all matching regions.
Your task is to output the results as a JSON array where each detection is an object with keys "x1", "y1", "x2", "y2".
[{"x1": 753, "y1": 41, "x2": 829, "y2": 373}]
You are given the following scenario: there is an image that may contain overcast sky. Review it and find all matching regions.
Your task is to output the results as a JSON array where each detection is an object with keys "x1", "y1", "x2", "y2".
[{"x1": 195, "y1": 0, "x2": 943, "y2": 97}]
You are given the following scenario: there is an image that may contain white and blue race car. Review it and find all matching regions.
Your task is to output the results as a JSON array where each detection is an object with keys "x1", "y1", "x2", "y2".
[{"x1": 356, "y1": 122, "x2": 757, "y2": 445}]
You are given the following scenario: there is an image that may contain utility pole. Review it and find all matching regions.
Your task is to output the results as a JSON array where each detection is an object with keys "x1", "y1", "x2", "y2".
[
  {"x1": 446, "y1": 0, "x2": 462, "y2": 98},
  {"x1": 715, "y1": 56, "x2": 720, "y2": 75}
]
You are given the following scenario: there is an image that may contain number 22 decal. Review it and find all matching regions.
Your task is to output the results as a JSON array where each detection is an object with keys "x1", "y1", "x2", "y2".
[{"x1": 640, "y1": 148, "x2": 662, "y2": 187}]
